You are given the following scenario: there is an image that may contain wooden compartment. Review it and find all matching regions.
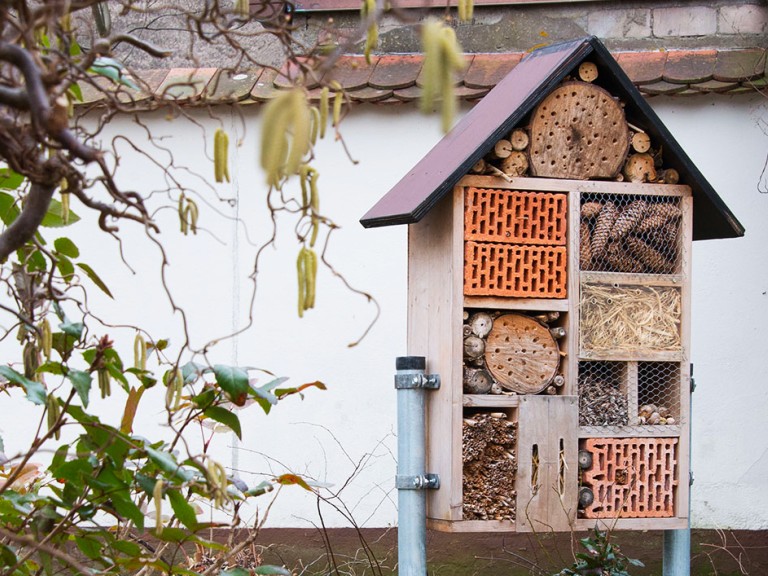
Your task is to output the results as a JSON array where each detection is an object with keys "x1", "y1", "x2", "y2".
[
  {"x1": 579, "y1": 437, "x2": 679, "y2": 520},
  {"x1": 579, "y1": 280, "x2": 682, "y2": 360},
  {"x1": 462, "y1": 409, "x2": 518, "y2": 524},
  {"x1": 412, "y1": 176, "x2": 692, "y2": 532},
  {"x1": 463, "y1": 187, "x2": 569, "y2": 299}
]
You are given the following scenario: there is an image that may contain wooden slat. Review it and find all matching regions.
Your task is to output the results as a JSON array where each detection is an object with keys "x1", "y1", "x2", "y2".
[
  {"x1": 547, "y1": 396, "x2": 579, "y2": 531},
  {"x1": 566, "y1": 188, "x2": 581, "y2": 396},
  {"x1": 515, "y1": 396, "x2": 551, "y2": 532},
  {"x1": 579, "y1": 271, "x2": 685, "y2": 287},
  {"x1": 626, "y1": 362, "x2": 639, "y2": 426},
  {"x1": 458, "y1": 175, "x2": 693, "y2": 198},
  {"x1": 462, "y1": 394, "x2": 520, "y2": 408},
  {"x1": 579, "y1": 425, "x2": 682, "y2": 438},
  {"x1": 464, "y1": 296, "x2": 569, "y2": 312},
  {"x1": 573, "y1": 517, "x2": 689, "y2": 531},
  {"x1": 427, "y1": 518, "x2": 516, "y2": 533},
  {"x1": 409, "y1": 189, "x2": 463, "y2": 523},
  {"x1": 580, "y1": 350, "x2": 684, "y2": 363}
]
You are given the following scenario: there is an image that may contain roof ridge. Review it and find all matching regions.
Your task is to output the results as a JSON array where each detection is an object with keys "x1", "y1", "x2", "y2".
[{"x1": 75, "y1": 48, "x2": 767, "y2": 108}]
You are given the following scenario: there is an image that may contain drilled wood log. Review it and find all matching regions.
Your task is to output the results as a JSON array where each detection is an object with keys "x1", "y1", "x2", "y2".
[
  {"x1": 463, "y1": 367, "x2": 493, "y2": 394},
  {"x1": 491, "y1": 139, "x2": 513, "y2": 159},
  {"x1": 500, "y1": 150, "x2": 528, "y2": 177},
  {"x1": 529, "y1": 82, "x2": 629, "y2": 180},
  {"x1": 469, "y1": 312, "x2": 493, "y2": 338},
  {"x1": 470, "y1": 158, "x2": 488, "y2": 174},
  {"x1": 658, "y1": 168, "x2": 680, "y2": 184},
  {"x1": 464, "y1": 335, "x2": 485, "y2": 359},
  {"x1": 631, "y1": 131, "x2": 651, "y2": 153},
  {"x1": 485, "y1": 313, "x2": 560, "y2": 394},
  {"x1": 509, "y1": 128, "x2": 529, "y2": 151},
  {"x1": 624, "y1": 153, "x2": 657, "y2": 183},
  {"x1": 578, "y1": 61, "x2": 599, "y2": 83}
]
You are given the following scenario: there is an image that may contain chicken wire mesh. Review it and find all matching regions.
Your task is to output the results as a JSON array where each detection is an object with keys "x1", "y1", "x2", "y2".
[
  {"x1": 579, "y1": 361, "x2": 684, "y2": 432},
  {"x1": 579, "y1": 193, "x2": 682, "y2": 274},
  {"x1": 578, "y1": 361, "x2": 629, "y2": 429},
  {"x1": 637, "y1": 362, "x2": 681, "y2": 426}
]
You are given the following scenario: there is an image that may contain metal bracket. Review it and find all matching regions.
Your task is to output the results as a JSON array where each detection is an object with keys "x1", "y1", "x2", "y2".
[
  {"x1": 690, "y1": 471, "x2": 694, "y2": 486},
  {"x1": 396, "y1": 474, "x2": 440, "y2": 490},
  {"x1": 690, "y1": 362, "x2": 696, "y2": 392},
  {"x1": 394, "y1": 373, "x2": 441, "y2": 390}
]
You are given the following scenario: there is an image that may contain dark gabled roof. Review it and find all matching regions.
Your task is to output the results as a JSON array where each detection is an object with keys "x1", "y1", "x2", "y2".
[{"x1": 360, "y1": 36, "x2": 744, "y2": 241}]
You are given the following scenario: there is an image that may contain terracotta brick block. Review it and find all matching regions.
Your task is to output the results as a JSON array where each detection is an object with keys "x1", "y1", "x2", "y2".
[
  {"x1": 464, "y1": 188, "x2": 567, "y2": 246},
  {"x1": 464, "y1": 242, "x2": 567, "y2": 298},
  {"x1": 581, "y1": 438, "x2": 678, "y2": 519},
  {"x1": 615, "y1": 52, "x2": 668, "y2": 86}
]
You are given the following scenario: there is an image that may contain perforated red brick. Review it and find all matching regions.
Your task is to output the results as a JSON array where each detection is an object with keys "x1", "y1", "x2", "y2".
[
  {"x1": 464, "y1": 188, "x2": 567, "y2": 246},
  {"x1": 581, "y1": 438, "x2": 678, "y2": 519},
  {"x1": 464, "y1": 241, "x2": 567, "y2": 298}
]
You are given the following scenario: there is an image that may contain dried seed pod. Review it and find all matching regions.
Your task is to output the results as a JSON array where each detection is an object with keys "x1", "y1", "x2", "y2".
[
  {"x1": 611, "y1": 199, "x2": 648, "y2": 240},
  {"x1": 580, "y1": 201, "x2": 603, "y2": 219},
  {"x1": 591, "y1": 202, "x2": 618, "y2": 258},
  {"x1": 626, "y1": 236, "x2": 675, "y2": 273},
  {"x1": 666, "y1": 417, "x2": 676, "y2": 425},
  {"x1": 647, "y1": 412, "x2": 661, "y2": 425},
  {"x1": 580, "y1": 221, "x2": 593, "y2": 268}
]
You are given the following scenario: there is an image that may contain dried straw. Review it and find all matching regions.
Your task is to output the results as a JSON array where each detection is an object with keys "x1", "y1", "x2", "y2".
[{"x1": 580, "y1": 283, "x2": 681, "y2": 352}]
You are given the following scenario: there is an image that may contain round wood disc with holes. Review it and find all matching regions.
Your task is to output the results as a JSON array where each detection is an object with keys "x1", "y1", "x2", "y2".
[
  {"x1": 484, "y1": 313, "x2": 560, "y2": 394},
  {"x1": 528, "y1": 81, "x2": 629, "y2": 180}
]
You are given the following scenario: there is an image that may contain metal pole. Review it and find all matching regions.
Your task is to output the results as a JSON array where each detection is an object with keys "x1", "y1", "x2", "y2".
[
  {"x1": 395, "y1": 357, "x2": 440, "y2": 576},
  {"x1": 663, "y1": 365, "x2": 694, "y2": 576}
]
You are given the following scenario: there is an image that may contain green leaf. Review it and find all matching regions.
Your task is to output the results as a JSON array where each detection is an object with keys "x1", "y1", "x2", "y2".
[
  {"x1": 37, "y1": 361, "x2": 64, "y2": 375},
  {"x1": 192, "y1": 387, "x2": 217, "y2": 410},
  {"x1": 67, "y1": 369, "x2": 92, "y2": 407},
  {"x1": 275, "y1": 380, "x2": 326, "y2": 399},
  {"x1": 0, "y1": 366, "x2": 46, "y2": 405},
  {"x1": 213, "y1": 365, "x2": 249, "y2": 407},
  {"x1": 112, "y1": 540, "x2": 142, "y2": 557},
  {"x1": 53, "y1": 237, "x2": 79, "y2": 258},
  {"x1": 75, "y1": 535, "x2": 102, "y2": 560},
  {"x1": 167, "y1": 489, "x2": 198, "y2": 530},
  {"x1": 56, "y1": 254, "x2": 75, "y2": 281},
  {"x1": 245, "y1": 481, "x2": 274, "y2": 497},
  {"x1": 22, "y1": 248, "x2": 47, "y2": 272},
  {"x1": 0, "y1": 542, "x2": 17, "y2": 565},
  {"x1": 0, "y1": 168, "x2": 24, "y2": 190},
  {"x1": 220, "y1": 569, "x2": 250, "y2": 576},
  {"x1": 203, "y1": 406, "x2": 242, "y2": 439},
  {"x1": 0, "y1": 192, "x2": 20, "y2": 225},
  {"x1": 109, "y1": 492, "x2": 144, "y2": 530},
  {"x1": 253, "y1": 566, "x2": 291, "y2": 575},
  {"x1": 146, "y1": 447, "x2": 194, "y2": 482},
  {"x1": 90, "y1": 57, "x2": 139, "y2": 90},
  {"x1": 77, "y1": 263, "x2": 113, "y2": 298},
  {"x1": 41, "y1": 198, "x2": 80, "y2": 227},
  {"x1": 59, "y1": 318, "x2": 83, "y2": 340}
]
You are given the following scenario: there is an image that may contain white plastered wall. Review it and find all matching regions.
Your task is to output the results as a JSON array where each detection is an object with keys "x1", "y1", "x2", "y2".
[{"x1": 1, "y1": 93, "x2": 765, "y2": 530}]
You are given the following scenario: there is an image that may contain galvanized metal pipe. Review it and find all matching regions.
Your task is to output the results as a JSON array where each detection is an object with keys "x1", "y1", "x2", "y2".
[
  {"x1": 395, "y1": 357, "x2": 439, "y2": 576},
  {"x1": 663, "y1": 368, "x2": 694, "y2": 576}
]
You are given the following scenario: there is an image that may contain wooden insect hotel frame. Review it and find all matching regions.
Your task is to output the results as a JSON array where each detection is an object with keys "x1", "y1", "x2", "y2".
[{"x1": 362, "y1": 37, "x2": 743, "y2": 534}]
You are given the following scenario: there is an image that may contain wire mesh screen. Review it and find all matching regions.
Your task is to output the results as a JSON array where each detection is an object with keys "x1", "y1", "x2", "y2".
[
  {"x1": 580, "y1": 282, "x2": 682, "y2": 356},
  {"x1": 578, "y1": 361, "x2": 628, "y2": 428},
  {"x1": 637, "y1": 362, "x2": 682, "y2": 426},
  {"x1": 579, "y1": 193, "x2": 682, "y2": 274}
]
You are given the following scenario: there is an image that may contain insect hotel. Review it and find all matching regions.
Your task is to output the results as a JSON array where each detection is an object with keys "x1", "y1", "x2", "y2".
[{"x1": 362, "y1": 37, "x2": 743, "y2": 533}]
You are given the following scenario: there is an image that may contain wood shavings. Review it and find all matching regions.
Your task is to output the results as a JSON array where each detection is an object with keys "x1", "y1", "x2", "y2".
[
  {"x1": 463, "y1": 413, "x2": 517, "y2": 521},
  {"x1": 580, "y1": 284, "x2": 681, "y2": 353}
]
